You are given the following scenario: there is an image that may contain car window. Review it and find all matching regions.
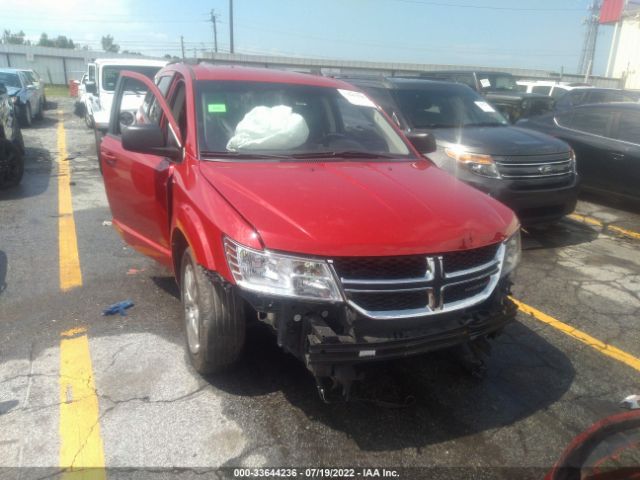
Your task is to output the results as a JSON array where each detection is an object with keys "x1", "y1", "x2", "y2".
[
  {"x1": 112, "y1": 76, "x2": 150, "y2": 135},
  {"x1": 88, "y1": 65, "x2": 96, "y2": 83},
  {"x1": 453, "y1": 74, "x2": 477, "y2": 89},
  {"x1": 589, "y1": 90, "x2": 625, "y2": 104},
  {"x1": 390, "y1": 85, "x2": 508, "y2": 128},
  {"x1": 102, "y1": 65, "x2": 162, "y2": 92},
  {"x1": 532, "y1": 85, "x2": 552, "y2": 95},
  {"x1": 359, "y1": 87, "x2": 405, "y2": 128},
  {"x1": 169, "y1": 80, "x2": 187, "y2": 142},
  {"x1": 556, "y1": 90, "x2": 588, "y2": 109},
  {"x1": 551, "y1": 87, "x2": 568, "y2": 99},
  {"x1": 613, "y1": 111, "x2": 640, "y2": 144},
  {"x1": 561, "y1": 107, "x2": 615, "y2": 136},
  {"x1": 196, "y1": 80, "x2": 413, "y2": 158},
  {"x1": 141, "y1": 75, "x2": 174, "y2": 126},
  {"x1": 0, "y1": 72, "x2": 21, "y2": 89}
]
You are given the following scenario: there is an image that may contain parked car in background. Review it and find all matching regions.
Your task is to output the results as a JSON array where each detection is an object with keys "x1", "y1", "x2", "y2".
[
  {"x1": 418, "y1": 70, "x2": 555, "y2": 123},
  {"x1": 100, "y1": 64, "x2": 521, "y2": 399},
  {"x1": 82, "y1": 58, "x2": 167, "y2": 133},
  {"x1": 0, "y1": 81, "x2": 25, "y2": 189},
  {"x1": 554, "y1": 87, "x2": 640, "y2": 111},
  {"x1": 345, "y1": 76, "x2": 579, "y2": 225},
  {"x1": 518, "y1": 103, "x2": 640, "y2": 205},
  {"x1": 18, "y1": 68, "x2": 47, "y2": 108},
  {"x1": 517, "y1": 80, "x2": 591, "y2": 100},
  {"x1": 0, "y1": 68, "x2": 44, "y2": 127}
]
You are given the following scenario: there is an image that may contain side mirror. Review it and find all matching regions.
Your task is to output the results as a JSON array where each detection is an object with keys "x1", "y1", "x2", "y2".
[
  {"x1": 0, "y1": 83, "x2": 6, "y2": 95},
  {"x1": 85, "y1": 81, "x2": 97, "y2": 95},
  {"x1": 122, "y1": 124, "x2": 181, "y2": 160},
  {"x1": 406, "y1": 132, "x2": 437, "y2": 154}
]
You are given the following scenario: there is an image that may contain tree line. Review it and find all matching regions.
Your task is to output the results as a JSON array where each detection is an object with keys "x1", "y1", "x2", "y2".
[{"x1": 1, "y1": 30, "x2": 141, "y2": 55}]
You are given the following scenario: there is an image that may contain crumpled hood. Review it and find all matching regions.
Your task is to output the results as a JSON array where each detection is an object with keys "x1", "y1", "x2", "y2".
[
  {"x1": 199, "y1": 160, "x2": 516, "y2": 257},
  {"x1": 430, "y1": 126, "x2": 569, "y2": 156}
]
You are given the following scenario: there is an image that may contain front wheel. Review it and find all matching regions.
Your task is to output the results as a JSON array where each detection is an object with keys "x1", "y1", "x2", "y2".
[
  {"x1": 0, "y1": 139, "x2": 24, "y2": 189},
  {"x1": 85, "y1": 110, "x2": 94, "y2": 129},
  {"x1": 20, "y1": 103, "x2": 32, "y2": 128},
  {"x1": 34, "y1": 98, "x2": 44, "y2": 121},
  {"x1": 181, "y1": 248, "x2": 246, "y2": 374}
]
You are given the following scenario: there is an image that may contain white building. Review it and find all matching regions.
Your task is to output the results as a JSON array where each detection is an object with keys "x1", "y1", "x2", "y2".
[{"x1": 606, "y1": 2, "x2": 640, "y2": 89}]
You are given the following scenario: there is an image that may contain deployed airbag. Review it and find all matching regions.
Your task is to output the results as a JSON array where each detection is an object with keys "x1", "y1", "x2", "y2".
[{"x1": 226, "y1": 105, "x2": 309, "y2": 151}]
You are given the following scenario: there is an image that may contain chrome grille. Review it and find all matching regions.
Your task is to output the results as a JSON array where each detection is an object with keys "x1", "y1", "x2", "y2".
[
  {"x1": 495, "y1": 152, "x2": 574, "y2": 184},
  {"x1": 330, "y1": 244, "x2": 504, "y2": 320}
]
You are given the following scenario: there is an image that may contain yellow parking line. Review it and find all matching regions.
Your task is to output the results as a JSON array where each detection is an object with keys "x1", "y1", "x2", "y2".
[
  {"x1": 57, "y1": 110, "x2": 82, "y2": 291},
  {"x1": 569, "y1": 213, "x2": 640, "y2": 241},
  {"x1": 59, "y1": 327, "x2": 106, "y2": 478},
  {"x1": 511, "y1": 297, "x2": 640, "y2": 373}
]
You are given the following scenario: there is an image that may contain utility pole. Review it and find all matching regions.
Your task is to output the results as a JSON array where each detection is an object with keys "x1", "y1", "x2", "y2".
[
  {"x1": 180, "y1": 35, "x2": 185, "y2": 60},
  {"x1": 210, "y1": 9, "x2": 218, "y2": 53},
  {"x1": 578, "y1": 1, "x2": 601, "y2": 77},
  {"x1": 229, "y1": 0, "x2": 235, "y2": 54}
]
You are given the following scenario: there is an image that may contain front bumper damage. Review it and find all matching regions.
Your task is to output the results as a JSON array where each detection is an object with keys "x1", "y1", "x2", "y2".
[{"x1": 227, "y1": 275, "x2": 517, "y2": 401}]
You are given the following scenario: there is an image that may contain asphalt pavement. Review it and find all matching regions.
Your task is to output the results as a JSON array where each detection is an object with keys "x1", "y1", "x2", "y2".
[{"x1": 1, "y1": 98, "x2": 639, "y2": 480}]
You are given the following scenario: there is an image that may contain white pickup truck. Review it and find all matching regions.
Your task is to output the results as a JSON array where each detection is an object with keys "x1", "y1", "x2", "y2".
[{"x1": 82, "y1": 58, "x2": 167, "y2": 132}]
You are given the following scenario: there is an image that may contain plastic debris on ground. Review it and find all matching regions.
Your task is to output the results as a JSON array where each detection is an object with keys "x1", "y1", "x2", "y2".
[
  {"x1": 226, "y1": 105, "x2": 309, "y2": 151},
  {"x1": 621, "y1": 394, "x2": 640, "y2": 410},
  {"x1": 103, "y1": 300, "x2": 135, "y2": 316}
]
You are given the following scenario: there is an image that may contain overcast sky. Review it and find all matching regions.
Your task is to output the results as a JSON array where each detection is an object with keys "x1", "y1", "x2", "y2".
[{"x1": 4, "y1": 0, "x2": 615, "y2": 75}]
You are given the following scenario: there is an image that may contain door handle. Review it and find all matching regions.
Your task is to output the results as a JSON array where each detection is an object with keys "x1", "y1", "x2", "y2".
[
  {"x1": 102, "y1": 150, "x2": 117, "y2": 166},
  {"x1": 610, "y1": 152, "x2": 625, "y2": 161}
]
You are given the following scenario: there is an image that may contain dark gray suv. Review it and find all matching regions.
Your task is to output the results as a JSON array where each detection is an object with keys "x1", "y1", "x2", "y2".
[
  {"x1": 0, "y1": 81, "x2": 24, "y2": 189},
  {"x1": 343, "y1": 76, "x2": 579, "y2": 225}
]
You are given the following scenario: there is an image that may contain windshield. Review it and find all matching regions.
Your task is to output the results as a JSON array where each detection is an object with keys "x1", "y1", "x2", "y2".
[
  {"x1": 0, "y1": 72, "x2": 21, "y2": 89},
  {"x1": 101, "y1": 65, "x2": 162, "y2": 92},
  {"x1": 392, "y1": 86, "x2": 508, "y2": 129},
  {"x1": 195, "y1": 80, "x2": 413, "y2": 159},
  {"x1": 477, "y1": 74, "x2": 519, "y2": 91}
]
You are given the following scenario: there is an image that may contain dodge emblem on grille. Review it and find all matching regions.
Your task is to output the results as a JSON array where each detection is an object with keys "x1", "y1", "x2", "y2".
[{"x1": 538, "y1": 164, "x2": 554, "y2": 174}]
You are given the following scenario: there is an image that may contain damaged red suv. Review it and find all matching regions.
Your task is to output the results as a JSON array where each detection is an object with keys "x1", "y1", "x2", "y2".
[{"x1": 101, "y1": 63, "x2": 521, "y2": 400}]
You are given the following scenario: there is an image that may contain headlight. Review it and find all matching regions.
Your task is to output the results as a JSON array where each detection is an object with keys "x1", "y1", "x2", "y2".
[
  {"x1": 501, "y1": 230, "x2": 521, "y2": 277},
  {"x1": 224, "y1": 238, "x2": 342, "y2": 301},
  {"x1": 445, "y1": 146, "x2": 500, "y2": 178},
  {"x1": 569, "y1": 149, "x2": 577, "y2": 173}
]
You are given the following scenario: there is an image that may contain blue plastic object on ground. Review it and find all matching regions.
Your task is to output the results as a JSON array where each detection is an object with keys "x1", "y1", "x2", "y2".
[{"x1": 102, "y1": 300, "x2": 134, "y2": 316}]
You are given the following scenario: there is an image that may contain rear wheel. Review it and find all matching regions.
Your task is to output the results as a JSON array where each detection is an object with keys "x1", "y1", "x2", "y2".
[
  {"x1": 85, "y1": 109, "x2": 94, "y2": 129},
  {"x1": 0, "y1": 139, "x2": 24, "y2": 189},
  {"x1": 34, "y1": 98, "x2": 44, "y2": 120},
  {"x1": 180, "y1": 248, "x2": 246, "y2": 374}
]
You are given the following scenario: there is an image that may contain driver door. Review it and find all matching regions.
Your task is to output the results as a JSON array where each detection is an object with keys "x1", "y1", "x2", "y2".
[{"x1": 100, "y1": 71, "x2": 182, "y2": 266}]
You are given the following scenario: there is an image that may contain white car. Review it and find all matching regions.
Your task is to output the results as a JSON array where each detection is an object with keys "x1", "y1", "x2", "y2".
[
  {"x1": 82, "y1": 58, "x2": 167, "y2": 132},
  {"x1": 516, "y1": 80, "x2": 591, "y2": 100}
]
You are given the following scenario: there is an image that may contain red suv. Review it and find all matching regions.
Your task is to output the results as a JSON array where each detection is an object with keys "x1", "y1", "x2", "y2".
[{"x1": 101, "y1": 63, "x2": 521, "y2": 400}]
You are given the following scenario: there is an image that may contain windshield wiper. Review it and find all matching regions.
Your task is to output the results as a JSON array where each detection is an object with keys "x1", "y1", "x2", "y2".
[
  {"x1": 200, "y1": 151, "x2": 291, "y2": 160},
  {"x1": 291, "y1": 151, "x2": 394, "y2": 159}
]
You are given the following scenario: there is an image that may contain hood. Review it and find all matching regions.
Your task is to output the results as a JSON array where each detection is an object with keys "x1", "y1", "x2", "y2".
[
  {"x1": 199, "y1": 159, "x2": 516, "y2": 257},
  {"x1": 427, "y1": 126, "x2": 569, "y2": 156}
]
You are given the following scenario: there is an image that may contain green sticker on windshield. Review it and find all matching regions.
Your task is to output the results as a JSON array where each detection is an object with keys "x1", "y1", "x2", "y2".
[{"x1": 208, "y1": 103, "x2": 227, "y2": 113}]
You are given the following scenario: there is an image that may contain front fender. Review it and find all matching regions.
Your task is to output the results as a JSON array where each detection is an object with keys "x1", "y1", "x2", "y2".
[{"x1": 172, "y1": 203, "x2": 216, "y2": 273}]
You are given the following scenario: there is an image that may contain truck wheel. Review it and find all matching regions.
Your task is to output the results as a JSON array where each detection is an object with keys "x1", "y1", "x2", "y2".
[
  {"x1": 20, "y1": 103, "x2": 32, "y2": 128},
  {"x1": 85, "y1": 110, "x2": 94, "y2": 129},
  {"x1": 180, "y1": 248, "x2": 246, "y2": 374},
  {"x1": 0, "y1": 139, "x2": 24, "y2": 189}
]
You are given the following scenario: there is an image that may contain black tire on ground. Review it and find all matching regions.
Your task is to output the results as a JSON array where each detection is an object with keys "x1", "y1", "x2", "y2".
[
  {"x1": 180, "y1": 247, "x2": 246, "y2": 374},
  {"x1": 13, "y1": 125, "x2": 25, "y2": 155},
  {"x1": 42, "y1": 95, "x2": 48, "y2": 110},
  {"x1": 94, "y1": 129, "x2": 104, "y2": 175},
  {"x1": 34, "y1": 98, "x2": 44, "y2": 121},
  {"x1": 0, "y1": 138, "x2": 24, "y2": 190},
  {"x1": 85, "y1": 110, "x2": 94, "y2": 129},
  {"x1": 20, "y1": 103, "x2": 32, "y2": 128}
]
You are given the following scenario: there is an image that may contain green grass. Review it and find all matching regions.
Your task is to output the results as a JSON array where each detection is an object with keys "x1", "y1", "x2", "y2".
[{"x1": 45, "y1": 84, "x2": 71, "y2": 98}]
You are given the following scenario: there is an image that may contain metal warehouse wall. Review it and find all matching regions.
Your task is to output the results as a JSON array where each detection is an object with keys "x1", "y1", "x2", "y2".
[
  {"x1": 0, "y1": 43, "x2": 624, "y2": 88},
  {"x1": 609, "y1": 16, "x2": 640, "y2": 89},
  {"x1": 0, "y1": 44, "x2": 161, "y2": 85}
]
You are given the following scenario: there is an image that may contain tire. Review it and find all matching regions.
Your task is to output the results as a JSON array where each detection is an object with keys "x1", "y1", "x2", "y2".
[
  {"x1": 94, "y1": 129, "x2": 104, "y2": 175},
  {"x1": 180, "y1": 248, "x2": 246, "y2": 374},
  {"x1": 85, "y1": 110, "x2": 94, "y2": 129},
  {"x1": 0, "y1": 139, "x2": 24, "y2": 189},
  {"x1": 20, "y1": 103, "x2": 32, "y2": 128},
  {"x1": 34, "y1": 98, "x2": 44, "y2": 121}
]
